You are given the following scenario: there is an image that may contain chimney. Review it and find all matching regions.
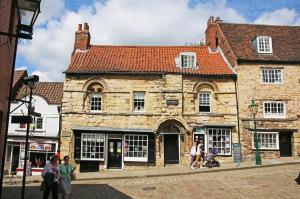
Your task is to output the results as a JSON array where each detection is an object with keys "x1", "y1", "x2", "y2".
[
  {"x1": 74, "y1": 22, "x2": 90, "y2": 51},
  {"x1": 207, "y1": 16, "x2": 214, "y2": 28},
  {"x1": 214, "y1": 17, "x2": 223, "y2": 23}
]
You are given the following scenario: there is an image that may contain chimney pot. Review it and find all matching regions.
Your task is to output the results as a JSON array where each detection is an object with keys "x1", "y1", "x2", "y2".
[
  {"x1": 78, "y1": 24, "x2": 82, "y2": 31},
  {"x1": 83, "y1": 22, "x2": 89, "y2": 31}
]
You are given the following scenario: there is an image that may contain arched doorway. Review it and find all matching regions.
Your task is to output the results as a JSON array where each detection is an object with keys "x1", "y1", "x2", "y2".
[{"x1": 161, "y1": 124, "x2": 181, "y2": 164}]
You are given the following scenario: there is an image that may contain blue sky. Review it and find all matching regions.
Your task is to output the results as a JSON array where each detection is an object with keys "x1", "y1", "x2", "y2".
[{"x1": 16, "y1": 0, "x2": 300, "y2": 81}]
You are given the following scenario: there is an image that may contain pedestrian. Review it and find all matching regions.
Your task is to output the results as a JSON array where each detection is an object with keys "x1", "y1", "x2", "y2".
[
  {"x1": 59, "y1": 156, "x2": 75, "y2": 199},
  {"x1": 42, "y1": 155, "x2": 60, "y2": 199},
  {"x1": 191, "y1": 140, "x2": 204, "y2": 169},
  {"x1": 190, "y1": 142, "x2": 197, "y2": 168}
]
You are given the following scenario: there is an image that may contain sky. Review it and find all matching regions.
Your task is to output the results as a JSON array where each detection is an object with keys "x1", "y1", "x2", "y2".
[{"x1": 15, "y1": 0, "x2": 300, "y2": 82}]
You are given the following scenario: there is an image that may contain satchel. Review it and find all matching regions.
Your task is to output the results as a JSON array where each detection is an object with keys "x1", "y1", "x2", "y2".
[
  {"x1": 40, "y1": 181, "x2": 46, "y2": 191},
  {"x1": 71, "y1": 172, "x2": 76, "y2": 181}
]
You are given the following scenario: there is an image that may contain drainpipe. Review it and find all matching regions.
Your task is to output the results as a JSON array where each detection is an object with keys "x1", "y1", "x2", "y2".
[{"x1": 234, "y1": 75, "x2": 241, "y2": 144}]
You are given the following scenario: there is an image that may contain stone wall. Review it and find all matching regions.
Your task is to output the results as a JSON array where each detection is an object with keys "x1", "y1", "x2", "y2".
[
  {"x1": 61, "y1": 73, "x2": 238, "y2": 168},
  {"x1": 236, "y1": 63, "x2": 300, "y2": 159}
]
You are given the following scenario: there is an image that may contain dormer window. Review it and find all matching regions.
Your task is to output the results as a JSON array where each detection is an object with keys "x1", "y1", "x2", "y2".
[
  {"x1": 179, "y1": 52, "x2": 196, "y2": 68},
  {"x1": 257, "y1": 36, "x2": 272, "y2": 53}
]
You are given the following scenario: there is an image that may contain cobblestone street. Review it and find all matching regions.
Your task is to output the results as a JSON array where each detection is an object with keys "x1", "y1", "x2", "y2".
[{"x1": 3, "y1": 164, "x2": 300, "y2": 199}]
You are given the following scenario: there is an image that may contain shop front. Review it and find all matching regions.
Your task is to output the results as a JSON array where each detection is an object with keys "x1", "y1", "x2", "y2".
[
  {"x1": 73, "y1": 127, "x2": 155, "y2": 172},
  {"x1": 193, "y1": 125, "x2": 234, "y2": 156},
  {"x1": 5, "y1": 138, "x2": 58, "y2": 176}
]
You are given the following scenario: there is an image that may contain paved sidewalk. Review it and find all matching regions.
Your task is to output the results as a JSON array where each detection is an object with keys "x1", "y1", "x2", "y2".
[{"x1": 3, "y1": 157, "x2": 300, "y2": 185}]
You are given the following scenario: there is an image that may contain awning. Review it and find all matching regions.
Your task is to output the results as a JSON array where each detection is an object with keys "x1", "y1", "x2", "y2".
[{"x1": 72, "y1": 126, "x2": 155, "y2": 133}]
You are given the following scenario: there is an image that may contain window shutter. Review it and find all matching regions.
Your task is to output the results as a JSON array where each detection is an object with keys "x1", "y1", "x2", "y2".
[
  {"x1": 74, "y1": 132, "x2": 81, "y2": 160},
  {"x1": 148, "y1": 133, "x2": 156, "y2": 165}
]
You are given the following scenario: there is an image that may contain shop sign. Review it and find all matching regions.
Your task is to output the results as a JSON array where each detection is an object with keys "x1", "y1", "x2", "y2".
[{"x1": 30, "y1": 143, "x2": 52, "y2": 151}]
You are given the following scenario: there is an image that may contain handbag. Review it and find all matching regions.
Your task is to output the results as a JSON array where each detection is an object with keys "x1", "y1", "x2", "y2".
[
  {"x1": 40, "y1": 181, "x2": 46, "y2": 191},
  {"x1": 71, "y1": 172, "x2": 76, "y2": 181}
]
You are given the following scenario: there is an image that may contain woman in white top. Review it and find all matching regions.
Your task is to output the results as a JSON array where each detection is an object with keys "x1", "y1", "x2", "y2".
[
  {"x1": 191, "y1": 140, "x2": 204, "y2": 169},
  {"x1": 190, "y1": 142, "x2": 197, "y2": 168}
]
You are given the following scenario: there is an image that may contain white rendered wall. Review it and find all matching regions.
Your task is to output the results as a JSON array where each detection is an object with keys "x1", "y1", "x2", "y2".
[{"x1": 8, "y1": 95, "x2": 60, "y2": 138}]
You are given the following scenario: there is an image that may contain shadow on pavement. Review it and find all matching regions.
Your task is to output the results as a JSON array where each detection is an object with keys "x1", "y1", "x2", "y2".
[{"x1": 2, "y1": 184, "x2": 133, "y2": 199}]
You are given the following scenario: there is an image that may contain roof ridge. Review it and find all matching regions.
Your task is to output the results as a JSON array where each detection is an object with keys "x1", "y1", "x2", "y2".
[
  {"x1": 221, "y1": 22, "x2": 300, "y2": 28},
  {"x1": 91, "y1": 45, "x2": 207, "y2": 48}
]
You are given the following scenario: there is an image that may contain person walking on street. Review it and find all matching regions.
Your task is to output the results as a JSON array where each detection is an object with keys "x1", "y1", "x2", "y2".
[
  {"x1": 59, "y1": 156, "x2": 75, "y2": 199},
  {"x1": 191, "y1": 140, "x2": 204, "y2": 169},
  {"x1": 42, "y1": 155, "x2": 60, "y2": 199},
  {"x1": 190, "y1": 142, "x2": 197, "y2": 168}
]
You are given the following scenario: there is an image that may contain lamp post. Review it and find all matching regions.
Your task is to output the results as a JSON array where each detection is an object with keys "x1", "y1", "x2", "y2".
[
  {"x1": 21, "y1": 75, "x2": 39, "y2": 199},
  {"x1": 249, "y1": 99, "x2": 262, "y2": 165}
]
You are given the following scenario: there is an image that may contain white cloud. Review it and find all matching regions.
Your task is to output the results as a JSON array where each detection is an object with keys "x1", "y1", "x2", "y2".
[
  {"x1": 35, "y1": 0, "x2": 66, "y2": 25},
  {"x1": 18, "y1": 0, "x2": 246, "y2": 81},
  {"x1": 254, "y1": 8, "x2": 300, "y2": 25}
]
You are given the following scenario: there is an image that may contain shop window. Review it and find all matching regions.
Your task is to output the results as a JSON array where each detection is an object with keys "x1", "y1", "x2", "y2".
[
  {"x1": 29, "y1": 143, "x2": 56, "y2": 168},
  {"x1": 252, "y1": 132, "x2": 279, "y2": 150},
  {"x1": 133, "y1": 92, "x2": 145, "y2": 112},
  {"x1": 81, "y1": 133, "x2": 105, "y2": 160},
  {"x1": 124, "y1": 134, "x2": 148, "y2": 161},
  {"x1": 20, "y1": 123, "x2": 26, "y2": 129},
  {"x1": 207, "y1": 128, "x2": 231, "y2": 155}
]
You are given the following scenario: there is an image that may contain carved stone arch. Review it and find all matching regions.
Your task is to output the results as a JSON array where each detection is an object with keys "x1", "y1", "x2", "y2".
[
  {"x1": 154, "y1": 116, "x2": 191, "y2": 134},
  {"x1": 192, "y1": 81, "x2": 219, "y2": 93},
  {"x1": 82, "y1": 77, "x2": 108, "y2": 92}
]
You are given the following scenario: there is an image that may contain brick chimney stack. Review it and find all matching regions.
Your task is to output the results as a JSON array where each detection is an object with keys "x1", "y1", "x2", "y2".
[
  {"x1": 205, "y1": 16, "x2": 222, "y2": 52},
  {"x1": 74, "y1": 22, "x2": 90, "y2": 51}
]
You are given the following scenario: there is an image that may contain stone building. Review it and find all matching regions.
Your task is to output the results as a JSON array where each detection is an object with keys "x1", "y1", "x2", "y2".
[
  {"x1": 61, "y1": 23, "x2": 239, "y2": 172},
  {"x1": 206, "y1": 17, "x2": 300, "y2": 159}
]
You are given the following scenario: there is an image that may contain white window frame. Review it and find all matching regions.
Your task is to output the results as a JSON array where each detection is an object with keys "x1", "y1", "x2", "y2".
[
  {"x1": 90, "y1": 93, "x2": 102, "y2": 113},
  {"x1": 257, "y1": 36, "x2": 273, "y2": 53},
  {"x1": 35, "y1": 117, "x2": 43, "y2": 130},
  {"x1": 81, "y1": 133, "x2": 105, "y2": 161},
  {"x1": 207, "y1": 128, "x2": 231, "y2": 155},
  {"x1": 263, "y1": 101, "x2": 286, "y2": 118},
  {"x1": 252, "y1": 132, "x2": 279, "y2": 150},
  {"x1": 261, "y1": 69, "x2": 283, "y2": 84},
  {"x1": 199, "y1": 92, "x2": 211, "y2": 112},
  {"x1": 179, "y1": 52, "x2": 197, "y2": 69},
  {"x1": 133, "y1": 92, "x2": 145, "y2": 112},
  {"x1": 124, "y1": 134, "x2": 148, "y2": 162}
]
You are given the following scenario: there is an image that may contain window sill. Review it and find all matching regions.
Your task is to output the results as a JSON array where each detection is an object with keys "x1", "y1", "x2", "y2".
[{"x1": 124, "y1": 158, "x2": 148, "y2": 162}]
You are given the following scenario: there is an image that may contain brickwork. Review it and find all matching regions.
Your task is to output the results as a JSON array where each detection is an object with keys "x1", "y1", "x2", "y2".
[{"x1": 0, "y1": 0, "x2": 17, "y2": 170}]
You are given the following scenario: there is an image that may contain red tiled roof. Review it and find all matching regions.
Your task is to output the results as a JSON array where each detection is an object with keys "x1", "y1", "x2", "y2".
[
  {"x1": 12, "y1": 70, "x2": 27, "y2": 90},
  {"x1": 16, "y1": 82, "x2": 63, "y2": 104},
  {"x1": 66, "y1": 45, "x2": 234, "y2": 75},
  {"x1": 218, "y1": 23, "x2": 300, "y2": 62}
]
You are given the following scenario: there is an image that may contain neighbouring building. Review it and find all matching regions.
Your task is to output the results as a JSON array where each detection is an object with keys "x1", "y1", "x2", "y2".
[
  {"x1": 5, "y1": 70, "x2": 63, "y2": 176},
  {"x1": 61, "y1": 23, "x2": 239, "y2": 172},
  {"x1": 206, "y1": 17, "x2": 300, "y2": 159},
  {"x1": 0, "y1": 0, "x2": 18, "y2": 173}
]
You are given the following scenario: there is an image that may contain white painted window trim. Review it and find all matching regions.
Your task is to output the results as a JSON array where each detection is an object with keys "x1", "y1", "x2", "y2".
[
  {"x1": 263, "y1": 101, "x2": 286, "y2": 118},
  {"x1": 90, "y1": 93, "x2": 102, "y2": 113},
  {"x1": 261, "y1": 68, "x2": 283, "y2": 84},
  {"x1": 81, "y1": 133, "x2": 105, "y2": 161},
  {"x1": 179, "y1": 52, "x2": 197, "y2": 69},
  {"x1": 252, "y1": 132, "x2": 279, "y2": 150},
  {"x1": 124, "y1": 134, "x2": 148, "y2": 162},
  {"x1": 207, "y1": 128, "x2": 231, "y2": 155},
  {"x1": 199, "y1": 92, "x2": 211, "y2": 113},
  {"x1": 257, "y1": 36, "x2": 273, "y2": 54},
  {"x1": 133, "y1": 92, "x2": 145, "y2": 113}
]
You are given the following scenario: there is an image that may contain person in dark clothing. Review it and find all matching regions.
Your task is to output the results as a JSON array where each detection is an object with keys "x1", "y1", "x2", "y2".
[{"x1": 42, "y1": 156, "x2": 60, "y2": 199}]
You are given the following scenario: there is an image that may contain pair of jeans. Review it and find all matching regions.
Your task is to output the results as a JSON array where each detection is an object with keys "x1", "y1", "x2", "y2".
[{"x1": 43, "y1": 182, "x2": 58, "y2": 199}]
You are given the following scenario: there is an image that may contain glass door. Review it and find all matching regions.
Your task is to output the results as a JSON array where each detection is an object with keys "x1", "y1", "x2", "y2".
[{"x1": 107, "y1": 139, "x2": 122, "y2": 169}]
